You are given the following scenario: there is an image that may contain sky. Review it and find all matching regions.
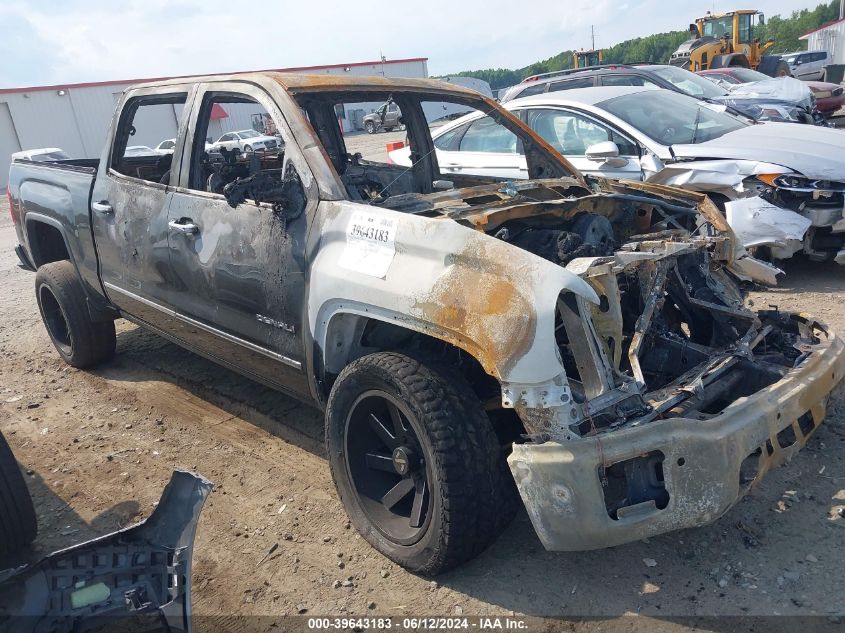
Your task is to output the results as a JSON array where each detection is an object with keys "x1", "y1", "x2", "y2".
[{"x1": 0, "y1": 0, "x2": 828, "y2": 89}]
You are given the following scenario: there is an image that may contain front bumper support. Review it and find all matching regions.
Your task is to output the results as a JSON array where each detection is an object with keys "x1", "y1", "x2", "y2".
[{"x1": 508, "y1": 321, "x2": 845, "y2": 551}]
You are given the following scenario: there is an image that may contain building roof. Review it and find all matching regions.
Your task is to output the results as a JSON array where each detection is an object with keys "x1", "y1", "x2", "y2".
[
  {"x1": 0, "y1": 57, "x2": 429, "y2": 95},
  {"x1": 800, "y1": 17, "x2": 845, "y2": 39}
]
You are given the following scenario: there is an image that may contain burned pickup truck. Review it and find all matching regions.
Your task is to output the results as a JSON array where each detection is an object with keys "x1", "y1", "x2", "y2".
[{"x1": 9, "y1": 73, "x2": 845, "y2": 574}]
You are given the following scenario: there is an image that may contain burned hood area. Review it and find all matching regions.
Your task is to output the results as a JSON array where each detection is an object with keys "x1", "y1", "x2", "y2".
[{"x1": 381, "y1": 175, "x2": 829, "y2": 443}]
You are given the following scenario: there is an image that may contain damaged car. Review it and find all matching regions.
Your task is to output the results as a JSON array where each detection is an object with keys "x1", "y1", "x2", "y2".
[
  {"x1": 392, "y1": 85, "x2": 845, "y2": 267},
  {"x1": 8, "y1": 73, "x2": 845, "y2": 574}
]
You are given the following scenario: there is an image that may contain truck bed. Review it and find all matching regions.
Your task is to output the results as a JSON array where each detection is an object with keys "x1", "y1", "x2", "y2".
[{"x1": 8, "y1": 158, "x2": 101, "y2": 301}]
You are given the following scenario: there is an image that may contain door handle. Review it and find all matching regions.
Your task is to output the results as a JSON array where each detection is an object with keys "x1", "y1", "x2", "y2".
[
  {"x1": 168, "y1": 219, "x2": 199, "y2": 235},
  {"x1": 92, "y1": 201, "x2": 113, "y2": 215}
]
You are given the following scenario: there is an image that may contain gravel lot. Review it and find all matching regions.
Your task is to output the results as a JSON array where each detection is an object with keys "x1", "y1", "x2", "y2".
[
  {"x1": 1, "y1": 197, "x2": 844, "y2": 631},
  {"x1": 345, "y1": 129, "x2": 408, "y2": 162}
]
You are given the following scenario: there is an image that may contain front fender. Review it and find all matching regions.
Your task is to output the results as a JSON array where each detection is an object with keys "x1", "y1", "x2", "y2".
[{"x1": 307, "y1": 201, "x2": 598, "y2": 385}]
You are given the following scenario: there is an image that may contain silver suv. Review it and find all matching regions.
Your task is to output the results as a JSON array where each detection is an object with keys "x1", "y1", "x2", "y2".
[
  {"x1": 362, "y1": 100, "x2": 405, "y2": 133},
  {"x1": 781, "y1": 50, "x2": 831, "y2": 81}
]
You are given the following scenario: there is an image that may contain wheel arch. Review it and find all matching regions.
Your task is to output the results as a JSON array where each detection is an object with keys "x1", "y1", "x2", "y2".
[
  {"x1": 314, "y1": 304, "x2": 494, "y2": 403},
  {"x1": 25, "y1": 214, "x2": 118, "y2": 323},
  {"x1": 25, "y1": 214, "x2": 72, "y2": 268}
]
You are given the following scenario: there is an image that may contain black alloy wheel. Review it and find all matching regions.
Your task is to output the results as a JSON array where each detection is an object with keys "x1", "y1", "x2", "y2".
[{"x1": 344, "y1": 390, "x2": 432, "y2": 544}]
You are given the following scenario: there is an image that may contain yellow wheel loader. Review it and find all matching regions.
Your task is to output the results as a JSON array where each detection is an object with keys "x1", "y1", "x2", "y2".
[
  {"x1": 669, "y1": 10, "x2": 791, "y2": 77},
  {"x1": 573, "y1": 49, "x2": 603, "y2": 69}
]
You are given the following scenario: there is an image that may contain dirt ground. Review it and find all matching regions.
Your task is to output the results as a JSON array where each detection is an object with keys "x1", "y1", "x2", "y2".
[{"x1": 1, "y1": 198, "x2": 845, "y2": 632}]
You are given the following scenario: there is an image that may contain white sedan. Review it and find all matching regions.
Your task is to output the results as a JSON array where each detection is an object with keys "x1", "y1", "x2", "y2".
[
  {"x1": 208, "y1": 129, "x2": 281, "y2": 154},
  {"x1": 11, "y1": 147, "x2": 70, "y2": 162},
  {"x1": 154, "y1": 139, "x2": 177, "y2": 154},
  {"x1": 391, "y1": 86, "x2": 845, "y2": 265}
]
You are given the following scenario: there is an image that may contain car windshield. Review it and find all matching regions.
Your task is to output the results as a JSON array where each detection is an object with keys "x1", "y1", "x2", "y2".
[
  {"x1": 728, "y1": 68, "x2": 771, "y2": 83},
  {"x1": 651, "y1": 66, "x2": 727, "y2": 98},
  {"x1": 238, "y1": 129, "x2": 260, "y2": 139},
  {"x1": 600, "y1": 90, "x2": 746, "y2": 145}
]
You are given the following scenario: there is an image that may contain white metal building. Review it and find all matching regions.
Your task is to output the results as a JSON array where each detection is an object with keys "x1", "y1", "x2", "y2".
[
  {"x1": 0, "y1": 57, "x2": 429, "y2": 187},
  {"x1": 800, "y1": 17, "x2": 845, "y2": 64}
]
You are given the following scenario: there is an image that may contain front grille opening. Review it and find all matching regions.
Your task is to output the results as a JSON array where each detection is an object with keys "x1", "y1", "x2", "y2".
[
  {"x1": 601, "y1": 450, "x2": 669, "y2": 520},
  {"x1": 777, "y1": 425, "x2": 798, "y2": 449},
  {"x1": 739, "y1": 448, "x2": 762, "y2": 487},
  {"x1": 797, "y1": 411, "x2": 815, "y2": 437}
]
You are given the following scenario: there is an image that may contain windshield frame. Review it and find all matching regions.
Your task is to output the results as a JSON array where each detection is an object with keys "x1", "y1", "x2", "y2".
[{"x1": 290, "y1": 87, "x2": 587, "y2": 200}]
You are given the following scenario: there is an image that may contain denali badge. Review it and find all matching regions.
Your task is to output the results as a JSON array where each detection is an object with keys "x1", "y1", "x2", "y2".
[{"x1": 256, "y1": 314, "x2": 295, "y2": 333}]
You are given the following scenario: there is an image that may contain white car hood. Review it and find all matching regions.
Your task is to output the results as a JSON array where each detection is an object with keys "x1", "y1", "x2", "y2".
[
  {"x1": 671, "y1": 123, "x2": 845, "y2": 181},
  {"x1": 725, "y1": 76, "x2": 813, "y2": 109}
]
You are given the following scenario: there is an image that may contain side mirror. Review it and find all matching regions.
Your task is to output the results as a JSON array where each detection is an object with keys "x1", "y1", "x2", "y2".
[
  {"x1": 759, "y1": 13, "x2": 765, "y2": 25},
  {"x1": 586, "y1": 141, "x2": 628, "y2": 168},
  {"x1": 689, "y1": 23, "x2": 697, "y2": 33},
  {"x1": 586, "y1": 141, "x2": 620, "y2": 159}
]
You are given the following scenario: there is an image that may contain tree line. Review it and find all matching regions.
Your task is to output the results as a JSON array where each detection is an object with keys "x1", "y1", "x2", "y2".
[{"x1": 446, "y1": 1, "x2": 842, "y2": 90}]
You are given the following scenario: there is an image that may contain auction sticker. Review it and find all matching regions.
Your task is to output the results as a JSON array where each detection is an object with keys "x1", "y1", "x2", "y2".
[{"x1": 338, "y1": 212, "x2": 399, "y2": 279}]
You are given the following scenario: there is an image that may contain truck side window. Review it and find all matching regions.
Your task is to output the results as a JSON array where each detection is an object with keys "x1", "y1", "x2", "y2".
[
  {"x1": 111, "y1": 93, "x2": 187, "y2": 184},
  {"x1": 188, "y1": 93, "x2": 302, "y2": 211}
]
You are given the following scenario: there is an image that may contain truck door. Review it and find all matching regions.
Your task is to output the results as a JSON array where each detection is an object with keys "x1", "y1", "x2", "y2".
[
  {"x1": 91, "y1": 88, "x2": 192, "y2": 333},
  {"x1": 165, "y1": 83, "x2": 313, "y2": 398}
]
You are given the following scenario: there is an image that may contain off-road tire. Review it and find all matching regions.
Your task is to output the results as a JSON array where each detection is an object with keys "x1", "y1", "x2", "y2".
[
  {"x1": 326, "y1": 352, "x2": 518, "y2": 575},
  {"x1": 0, "y1": 429, "x2": 37, "y2": 558},
  {"x1": 365, "y1": 121, "x2": 376, "y2": 134},
  {"x1": 758, "y1": 56, "x2": 791, "y2": 78},
  {"x1": 35, "y1": 260, "x2": 116, "y2": 368}
]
